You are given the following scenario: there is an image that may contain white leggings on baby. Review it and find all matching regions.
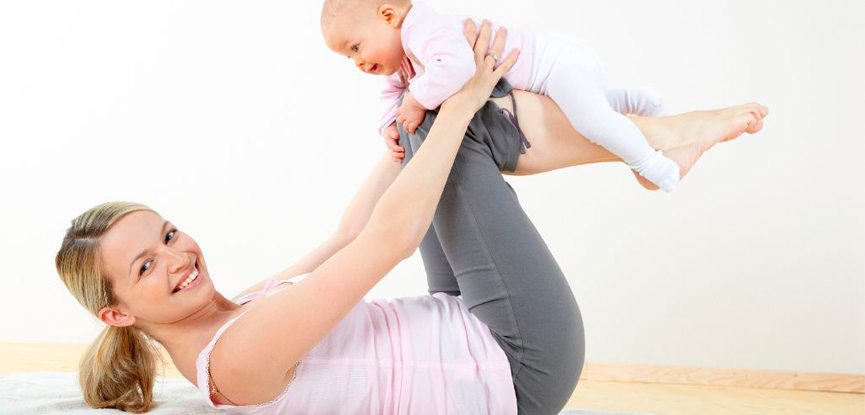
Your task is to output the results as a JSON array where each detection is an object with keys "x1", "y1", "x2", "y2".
[{"x1": 518, "y1": 34, "x2": 680, "y2": 191}]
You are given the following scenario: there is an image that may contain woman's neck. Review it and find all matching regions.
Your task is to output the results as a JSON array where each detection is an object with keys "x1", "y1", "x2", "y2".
[{"x1": 145, "y1": 293, "x2": 243, "y2": 379}]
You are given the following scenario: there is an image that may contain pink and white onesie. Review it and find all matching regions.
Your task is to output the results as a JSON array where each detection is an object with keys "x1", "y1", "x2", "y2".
[{"x1": 380, "y1": 2, "x2": 679, "y2": 191}]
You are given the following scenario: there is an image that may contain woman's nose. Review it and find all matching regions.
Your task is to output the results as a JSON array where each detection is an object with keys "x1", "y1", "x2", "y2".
[{"x1": 165, "y1": 249, "x2": 191, "y2": 274}]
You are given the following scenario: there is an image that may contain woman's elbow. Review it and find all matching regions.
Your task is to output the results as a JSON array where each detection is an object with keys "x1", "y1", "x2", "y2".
[
  {"x1": 389, "y1": 224, "x2": 424, "y2": 260},
  {"x1": 334, "y1": 225, "x2": 362, "y2": 244},
  {"x1": 368, "y1": 220, "x2": 424, "y2": 261}
]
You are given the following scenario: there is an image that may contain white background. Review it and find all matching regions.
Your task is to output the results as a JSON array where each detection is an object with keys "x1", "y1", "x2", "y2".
[{"x1": 1, "y1": 0, "x2": 863, "y2": 375}]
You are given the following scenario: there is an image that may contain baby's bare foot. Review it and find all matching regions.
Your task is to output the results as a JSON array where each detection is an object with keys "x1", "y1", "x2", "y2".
[{"x1": 665, "y1": 103, "x2": 767, "y2": 179}]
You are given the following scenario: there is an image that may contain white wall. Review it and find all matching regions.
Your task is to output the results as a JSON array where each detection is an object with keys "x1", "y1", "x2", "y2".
[{"x1": 1, "y1": 0, "x2": 862, "y2": 375}]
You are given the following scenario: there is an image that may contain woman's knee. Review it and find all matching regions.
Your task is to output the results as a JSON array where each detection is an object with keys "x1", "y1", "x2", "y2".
[{"x1": 545, "y1": 299, "x2": 585, "y2": 387}]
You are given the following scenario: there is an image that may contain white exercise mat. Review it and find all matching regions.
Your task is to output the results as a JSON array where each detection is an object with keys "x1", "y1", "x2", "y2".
[{"x1": 0, "y1": 372, "x2": 650, "y2": 415}]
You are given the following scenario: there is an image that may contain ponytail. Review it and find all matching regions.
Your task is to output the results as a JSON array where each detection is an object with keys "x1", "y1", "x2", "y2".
[{"x1": 79, "y1": 325, "x2": 159, "y2": 413}]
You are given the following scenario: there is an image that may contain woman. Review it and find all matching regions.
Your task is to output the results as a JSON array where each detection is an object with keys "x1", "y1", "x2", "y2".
[{"x1": 55, "y1": 23, "x2": 766, "y2": 414}]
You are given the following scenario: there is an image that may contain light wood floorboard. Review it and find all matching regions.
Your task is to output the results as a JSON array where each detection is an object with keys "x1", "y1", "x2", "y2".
[
  {"x1": 567, "y1": 380, "x2": 864, "y2": 415},
  {"x1": 1, "y1": 343, "x2": 862, "y2": 414}
]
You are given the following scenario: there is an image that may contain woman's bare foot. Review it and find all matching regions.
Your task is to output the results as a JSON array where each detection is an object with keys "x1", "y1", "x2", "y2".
[
  {"x1": 635, "y1": 103, "x2": 769, "y2": 190},
  {"x1": 632, "y1": 170, "x2": 661, "y2": 190}
]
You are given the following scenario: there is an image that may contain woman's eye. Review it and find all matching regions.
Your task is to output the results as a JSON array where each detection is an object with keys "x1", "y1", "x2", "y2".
[
  {"x1": 165, "y1": 230, "x2": 176, "y2": 243},
  {"x1": 140, "y1": 260, "x2": 153, "y2": 276}
]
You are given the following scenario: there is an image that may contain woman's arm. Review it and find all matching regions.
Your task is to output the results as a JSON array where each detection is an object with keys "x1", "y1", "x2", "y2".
[
  {"x1": 279, "y1": 153, "x2": 403, "y2": 271},
  {"x1": 211, "y1": 23, "x2": 518, "y2": 405},
  {"x1": 232, "y1": 153, "x2": 401, "y2": 300}
]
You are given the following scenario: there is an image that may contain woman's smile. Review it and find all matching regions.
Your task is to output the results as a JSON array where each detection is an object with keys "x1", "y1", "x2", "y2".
[{"x1": 172, "y1": 262, "x2": 203, "y2": 294}]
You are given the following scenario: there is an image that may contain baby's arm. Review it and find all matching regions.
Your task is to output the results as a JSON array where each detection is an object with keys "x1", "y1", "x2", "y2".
[
  {"x1": 379, "y1": 73, "x2": 406, "y2": 136},
  {"x1": 405, "y1": 28, "x2": 476, "y2": 110},
  {"x1": 395, "y1": 29, "x2": 476, "y2": 133},
  {"x1": 380, "y1": 74, "x2": 408, "y2": 160}
]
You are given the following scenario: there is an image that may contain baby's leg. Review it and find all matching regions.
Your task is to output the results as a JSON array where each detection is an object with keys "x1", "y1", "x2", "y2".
[
  {"x1": 543, "y1": 57, "x2": 681, "y2": 191},
  {"x1": 606, "y1": 86, "x2": 666, "y2": 116},
  {"x1": 607, "y1": 87, "x2": 668, "y2": 189},
  {"x1": 496, "y1": 91, "x2": 768, "y2": 182}
]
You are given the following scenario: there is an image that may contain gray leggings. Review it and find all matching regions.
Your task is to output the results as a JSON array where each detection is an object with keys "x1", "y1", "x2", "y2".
[{"x1": 397, "y1": 82, "x2": 585, "y2": 415}]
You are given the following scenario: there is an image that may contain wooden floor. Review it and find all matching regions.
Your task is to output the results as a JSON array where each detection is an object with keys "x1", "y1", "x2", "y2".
[
  {"x1": 567, "y1": 380, "x2": 863, "y2": 415},
  {"x1": 1, "y1": 343, "x2": 862, "y2": 415}
]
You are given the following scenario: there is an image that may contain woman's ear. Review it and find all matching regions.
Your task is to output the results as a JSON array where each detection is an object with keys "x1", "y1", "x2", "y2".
[
  {"x1": 97, "y1": 306, "x2": 136, "y2": 328},
  {"x1": 378, "y1": 4, "x2": 404, "y2": 29}
]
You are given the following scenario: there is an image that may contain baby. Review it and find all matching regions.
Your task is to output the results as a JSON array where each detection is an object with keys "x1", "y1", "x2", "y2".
[{"x1": 322, "y1": 0, "x2": 680, "y2": 191}]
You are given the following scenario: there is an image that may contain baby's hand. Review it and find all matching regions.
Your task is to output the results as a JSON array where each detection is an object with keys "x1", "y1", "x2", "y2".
[
  {"x1": 396, "y1": 92, "x2": 426, "y2": 134},
  {"x1": 383, "y1": 123, "x2": 404, "y2": 162}
]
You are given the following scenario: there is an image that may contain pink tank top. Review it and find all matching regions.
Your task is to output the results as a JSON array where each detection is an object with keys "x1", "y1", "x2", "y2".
[{"x1": 194, "y1": 274, "x2": 517, "y2": 414}]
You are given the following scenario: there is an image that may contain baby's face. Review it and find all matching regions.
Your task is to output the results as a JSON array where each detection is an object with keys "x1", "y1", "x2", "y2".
[{"x1": 324, "y1": 14, "x2": 404, "y2": 76}]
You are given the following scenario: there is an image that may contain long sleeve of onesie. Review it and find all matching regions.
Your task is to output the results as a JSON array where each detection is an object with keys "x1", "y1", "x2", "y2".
[
  {"x1": 377, "y1": 3, "x2": 476, "y2": 136},
  {"x1": 402, "y1": 27, "x2": 476, "y2": 110},
  {"x1": 378, "y1": 72, "x2": 409, "y2": 136}
]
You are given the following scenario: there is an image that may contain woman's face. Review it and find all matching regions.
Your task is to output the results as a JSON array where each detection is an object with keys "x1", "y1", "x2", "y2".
[{"x1": 98, "y1": 210, "x2": 215, "y2": 327}]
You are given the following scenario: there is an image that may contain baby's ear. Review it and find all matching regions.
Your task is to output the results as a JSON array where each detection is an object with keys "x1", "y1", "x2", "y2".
[{"x1": 378, "y1": 4, "x2": 404, "y2": 28}]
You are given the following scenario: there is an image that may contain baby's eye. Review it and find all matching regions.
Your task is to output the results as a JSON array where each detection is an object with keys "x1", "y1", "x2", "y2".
[
  {"x1": 350, "y1": 44, "x2": 359, "y2": 53},
  {"x1": 165, "y1": 229, "x2": 176, "y2": 243}
]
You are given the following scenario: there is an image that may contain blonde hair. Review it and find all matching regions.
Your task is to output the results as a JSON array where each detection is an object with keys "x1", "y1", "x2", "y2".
[{"x1": 55, "y1": 202, "x2": 161, "y2": 413}]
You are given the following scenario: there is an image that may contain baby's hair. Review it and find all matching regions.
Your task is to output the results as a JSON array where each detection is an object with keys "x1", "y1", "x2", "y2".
[{"x1": 321, "y1": 0, "x2": 411, "y2": 31}]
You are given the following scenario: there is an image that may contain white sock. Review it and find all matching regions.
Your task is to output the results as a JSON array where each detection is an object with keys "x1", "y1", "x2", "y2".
[
  {"x1": 606, "y1": 87, "x2": 666, "y2": 116},
  {"x1": 631, "y1": 150, "x2": 680, "y2": 192}
]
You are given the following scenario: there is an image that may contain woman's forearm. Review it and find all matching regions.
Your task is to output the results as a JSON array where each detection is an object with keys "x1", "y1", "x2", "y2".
[
  {"x1": 362, "y1": 99, "x2": 476, "y2": 257},
  {"x1": 362, "y1": 30, "x2": 518, "y2": 255},
  {"x1": 274, "y1": 154, "x2": 402, "y2": 278},
  {"x1": 275, "y1": 233, "x2": 354, "y2": 278},
  {"x1": 238, "y1": 153, "x2": 402, "y2": 292},
  {"x1": 279, "y1": 99, "x2": 477, "y2": 277},
  {"x1": 291, "y1": 101, "x2": 478, "y2": 272},
  {"x1": 334, "y1": 153, "x2": 403, "y2": 238}
]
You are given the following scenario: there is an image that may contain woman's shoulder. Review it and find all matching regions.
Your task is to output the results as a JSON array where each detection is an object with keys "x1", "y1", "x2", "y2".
[
  {"x1": 202, "y1": 285, "x2": 305, "y2": 407},
  {"x1": 197, "y1": 273, "x2": 310, "y2": 407}
]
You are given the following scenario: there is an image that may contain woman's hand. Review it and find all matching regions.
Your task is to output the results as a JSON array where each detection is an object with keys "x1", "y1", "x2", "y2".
[{"x1": 442, "y1": 20, "x2": 519, "y2": 114}]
